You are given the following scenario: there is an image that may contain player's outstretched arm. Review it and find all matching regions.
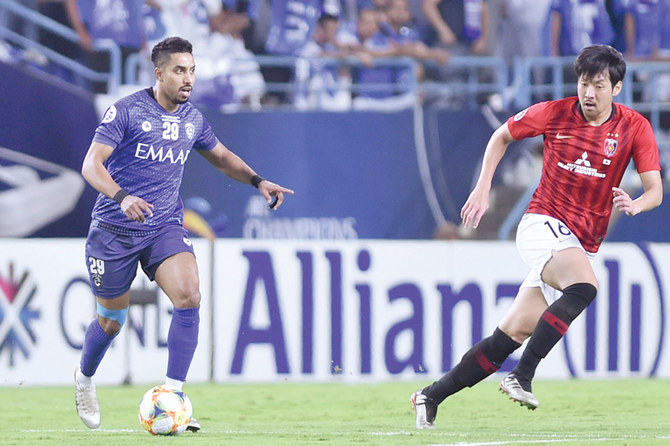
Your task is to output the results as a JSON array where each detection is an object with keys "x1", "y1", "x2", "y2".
[
  {"x1": 81, "y1": 141, "x2": 154, "y2": 222},
  {"x1": 81, "y1": 142, "x2": 119, "y2": 197},
  {"x1": 461, "y1": 123, "x2": 516, "y2": 229},
  {"x1": 198, "y1": 141, "x2": 295, "y2": 210}
]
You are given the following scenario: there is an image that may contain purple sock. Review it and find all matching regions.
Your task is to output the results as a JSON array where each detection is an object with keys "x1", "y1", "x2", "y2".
[
  {"x1": 80, "y1": 318, "x2": 116, "y2": 377},
  {"x1": 166, "y1": 307, "x2": 200, "y2": 382}
]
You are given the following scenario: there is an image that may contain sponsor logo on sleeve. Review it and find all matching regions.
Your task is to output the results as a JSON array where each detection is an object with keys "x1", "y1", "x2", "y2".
[
  {"x1": 101, "y1": 105, "x2": 117, "y2": 124},
  {"x1": 514, "y1": 108, "x2": 529, "y2": 121}
]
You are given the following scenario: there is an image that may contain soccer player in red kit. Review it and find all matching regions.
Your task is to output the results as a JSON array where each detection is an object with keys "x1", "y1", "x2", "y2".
[{"x1": 411, "y1": 44, "x2": 663, "y2": 429}]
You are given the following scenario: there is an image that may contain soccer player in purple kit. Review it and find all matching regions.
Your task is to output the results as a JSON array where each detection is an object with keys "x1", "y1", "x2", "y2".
[{"x1": 74, "y1": 36, "x2": 294, "y2": 430}]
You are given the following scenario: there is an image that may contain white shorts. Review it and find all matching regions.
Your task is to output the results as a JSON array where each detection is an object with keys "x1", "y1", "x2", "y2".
[{"x1": 515, "y1": 213, "x2": 595, "y2": 301}]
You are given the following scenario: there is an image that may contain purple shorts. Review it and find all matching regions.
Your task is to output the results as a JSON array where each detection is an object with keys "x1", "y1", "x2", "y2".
[{"x1": 84, "y1": 221, "x2": 195, "y2": 299}]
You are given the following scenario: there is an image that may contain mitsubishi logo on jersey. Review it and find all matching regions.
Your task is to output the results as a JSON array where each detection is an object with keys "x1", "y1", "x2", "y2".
[
  {"x1": 0, "y1": 263, "x2": 41, "y2": 366},
  {"x1": 574, "y1": 152, "x2": 591, "y2": 167},
  {"x1": 557, "y1": 152, "x2": 605, "y2": 178}
]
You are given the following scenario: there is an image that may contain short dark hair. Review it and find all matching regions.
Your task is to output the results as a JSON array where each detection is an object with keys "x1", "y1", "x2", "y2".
[
  {"x1": 574, "y1": 44, "x2": 626, "y2": 87},
  {"x1": 318, "y1": 13, "x2": 339, "y2": 24},
  {"x1": 151, "y1": 37, "x2": 193, "y2": 68}
]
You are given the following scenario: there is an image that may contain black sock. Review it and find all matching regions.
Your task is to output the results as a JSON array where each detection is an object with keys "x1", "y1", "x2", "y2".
[
  {"x1": 513, "y1": 283, "x2": 597, "y2": 383},
  {"x1": 425, "y1": 328, "x2": 521, "y2": 404}
]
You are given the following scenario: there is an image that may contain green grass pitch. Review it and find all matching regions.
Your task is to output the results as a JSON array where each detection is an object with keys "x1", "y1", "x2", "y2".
[{"x1": 3, "y1": 379, "x2": 669, "y2": 445}]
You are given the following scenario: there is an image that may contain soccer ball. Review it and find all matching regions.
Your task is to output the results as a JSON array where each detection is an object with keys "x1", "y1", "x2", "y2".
[{"x1": 138, "y1": 385, "x2": 192, "y2": 435}]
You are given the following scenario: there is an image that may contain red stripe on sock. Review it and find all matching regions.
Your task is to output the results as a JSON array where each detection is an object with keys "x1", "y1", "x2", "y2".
[
  {"x1": 475, "y1": 350, "x2": 498, "y2": 374},
  {"x1": 542, "y1": 312, "x2": 569, "y2": 335}
]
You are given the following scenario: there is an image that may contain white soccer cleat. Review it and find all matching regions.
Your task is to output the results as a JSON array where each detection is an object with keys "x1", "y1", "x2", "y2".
[
  {"x1": 499, "y1": 373, "x2": 539, "y2": 410},
  {"x1": 186, "y1": 416, "x2": 201, "y2": 432},
  {"x1": 74, "y1": 368, "x2": 101, "y2": 429},
  {"x1": 410, "y1": 390, "x2": 437, "y2": 429}
]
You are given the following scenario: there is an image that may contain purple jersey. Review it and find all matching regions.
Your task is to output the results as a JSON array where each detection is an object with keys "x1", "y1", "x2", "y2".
[
  {"x1": 551, "y1": 0, "x2": 614, "y2": 56},
  {"x1": 78, "y1": 0, "x2": 146, "y2": 48},
  {"x1": 661, "y1": 1, "x2": 670, "y2": 50},
  {"x1": 381, "y1": 23, "x2": 419, "y2": 44},
  {"x1": 91, "y1": 88, "x2": 218, "y2": 233},
  {"x1": 380, "y1": 23, "x2": 418, "y2": 88},
  {"x1": 617, "y1": 0, "x2": 662, "y2": 57},
  {"x1": 355, "y1": 31, "x2": 396, "y2": 98},
  {"x1": 265, "y1": 0, "x2": 322, "y2": 55}
]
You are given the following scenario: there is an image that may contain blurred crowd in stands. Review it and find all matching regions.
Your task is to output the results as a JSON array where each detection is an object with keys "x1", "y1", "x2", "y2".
[{"x1": 2, "y1": 0, "x2": 670, "y2": 111}]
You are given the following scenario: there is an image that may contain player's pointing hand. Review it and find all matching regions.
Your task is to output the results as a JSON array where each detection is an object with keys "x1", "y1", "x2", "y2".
[{"x1": 258, "y1": 180, "x2": 294, "y2": 210}]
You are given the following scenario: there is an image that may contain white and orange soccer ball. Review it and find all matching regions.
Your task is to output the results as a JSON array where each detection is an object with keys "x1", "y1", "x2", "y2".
[{"x1": 138, "y1": 385, "x2": 193, "y2": 435}]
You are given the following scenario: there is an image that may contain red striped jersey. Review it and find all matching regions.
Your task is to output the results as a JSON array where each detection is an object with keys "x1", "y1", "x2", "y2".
[{"x1": 507, "y1": 97, "x2": 660, "y2": 253}]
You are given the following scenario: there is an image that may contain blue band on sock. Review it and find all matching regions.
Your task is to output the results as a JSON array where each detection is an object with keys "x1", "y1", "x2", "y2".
[{"x1": 96, "y1": 303, "x2": 128, "y2": 326}]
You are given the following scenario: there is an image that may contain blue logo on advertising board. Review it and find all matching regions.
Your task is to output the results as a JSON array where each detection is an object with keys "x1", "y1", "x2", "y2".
[
  {"x1": 0, "y1": 263, "x2": 41, "y2": 366},
  {"x1": 564, "y1": 243, "x2": 665, "y2": 377}
]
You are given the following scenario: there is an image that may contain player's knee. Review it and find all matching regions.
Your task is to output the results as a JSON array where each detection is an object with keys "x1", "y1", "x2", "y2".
[
  {"x1": 183, "y1": 291, "x2": 201, "y2": 309},
  {"x1": 96, "y1": 304, "x2": 128, "y2": 336},
  {"x1": 506, "y1": 328, "x2": 533, "y2": 345},
  {"x1": 174, "y1": 288, "x2": 201, "y2": 309},
  {"x1": 500, "y1": 316, "x2": 538, "y2": 343},
  {"x1": 564, "y1": 282, "x2": 598, "y2": 305},
  {"x1": 499, "y1": 320, "x2": 534, "y2": 343},
  {"x1": 97, "y1": 317, "x2": 122, "y2": 336},
  {"x1": 552, "y1": 282, "x2": 598, "y2": 322}
]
